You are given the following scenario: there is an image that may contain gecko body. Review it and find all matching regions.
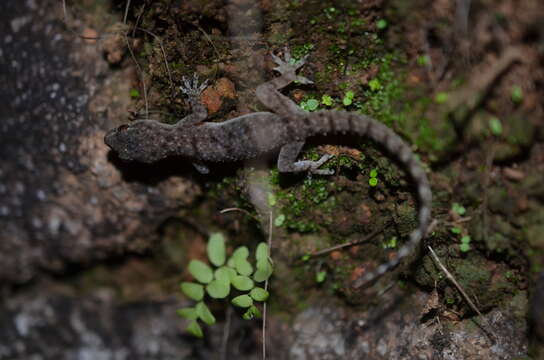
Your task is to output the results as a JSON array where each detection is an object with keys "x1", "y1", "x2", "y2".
[{"x1": 105, "y1": 51, "x2": 432, "y2": 287}]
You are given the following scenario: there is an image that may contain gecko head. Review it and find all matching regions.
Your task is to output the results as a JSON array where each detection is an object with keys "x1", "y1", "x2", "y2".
[{"x1": 104, "y1": 121, "x2": 168, "y2": 163}]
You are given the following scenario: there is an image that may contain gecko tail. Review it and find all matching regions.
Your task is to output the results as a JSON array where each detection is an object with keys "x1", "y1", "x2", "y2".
[
  {"x1": 315, "y1": 111, "x2": 433, "y2": 288},
  {"x1": 350, "y1": 115, "x2": 432, "y2": 288}
]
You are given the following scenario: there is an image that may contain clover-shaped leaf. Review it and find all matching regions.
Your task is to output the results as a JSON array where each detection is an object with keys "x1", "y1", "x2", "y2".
[
  {"x1": 176, "y1": 307, "x2": 198, "y2": 320},
  {"x1": 186, "y1": 320, "x2": 203, "y2": 338},
  {"x1": 250, "y1": 287, "x2": 269, "y2": 302},
  {"x1": 207, "y1": 233, "x2": 226, "y2": 267},
  {"x1": 243, "y1": 305, "x2": 262, "y2": 320},
  {"x1": 215, "y1": 266, "x2": 235, "y2": 283},
  {"x1": 232, "y1": 295, "x2": 253, "y2": 308},
  {"x1": 196, "y1": 301, "x2": 216, "y2": 325},
  {"x1": 227, "y1": 246, "x2": 249, "y2": 268},
  {"x1": 235, "y1": 258, "x2": 253, "y2": 276},
  {"x1": 253, "y1": 259, "x2": 273, "y2": 282},
  {"x1": 256, "y1": 242, "x2": 269, "y2": 261},
  {"x1": 232, "y1": 275, "x2": 254, "y2": 291},
  {"x1": 188, "y1": 260, "x2": 213, "y2": 284},
  {"x1": 180, "y1": 282, "x2": 204, "y2": 301},
  {"x1": 206, "y1": 279, "x2": 230, "y2": 299}
]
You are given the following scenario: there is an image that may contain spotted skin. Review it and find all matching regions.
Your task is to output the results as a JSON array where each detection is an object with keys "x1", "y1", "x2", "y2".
[{"x1": 104, "y1": 50, "x2": 432, "y2": 288}]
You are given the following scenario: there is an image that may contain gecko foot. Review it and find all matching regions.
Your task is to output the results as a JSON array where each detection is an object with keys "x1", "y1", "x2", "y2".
[
  {"x1": 271, "y1": 47, "x2": 313, "y2": 85},
  {"x1": 293, "y1": 154, "x2": 334, "y2": 175},
  {"x1": 180, "y1": 74, "x2": 209, "y2": 97}
]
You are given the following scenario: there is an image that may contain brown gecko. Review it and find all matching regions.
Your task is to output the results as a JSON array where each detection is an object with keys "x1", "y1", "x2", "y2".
[{"x1": 104, "y1": 49, "x2": 432, "y2": 287}]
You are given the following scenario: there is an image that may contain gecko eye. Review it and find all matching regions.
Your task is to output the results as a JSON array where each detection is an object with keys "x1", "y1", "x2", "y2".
[{"x1": 118, "y1": 124, "x2": 130, "y2": 132}]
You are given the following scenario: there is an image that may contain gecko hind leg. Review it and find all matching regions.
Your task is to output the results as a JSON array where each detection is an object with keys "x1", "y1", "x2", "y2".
[
  {"x1": 177, "y1": 74, "x2": 209, "y2": 125},
  {"x1": 278, "y1": 142, "x2": 334, "y2": 175}
]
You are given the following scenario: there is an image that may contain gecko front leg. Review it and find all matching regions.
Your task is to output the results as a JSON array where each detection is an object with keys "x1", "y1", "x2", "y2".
[
  {"x1": 178, "y1": 74, "x2": 212, "y2": 174},
  {"x1": 177, "y1": 74, "x2": 209, "y2": 125},
  {"x1": 256, "y1": 48, "x2": 312, "y2": 117}
]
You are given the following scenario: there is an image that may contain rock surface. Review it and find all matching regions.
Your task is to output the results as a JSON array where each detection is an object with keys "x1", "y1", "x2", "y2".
[{"x1": 0, "y1": 0, "x2": 199, "y2": 284}]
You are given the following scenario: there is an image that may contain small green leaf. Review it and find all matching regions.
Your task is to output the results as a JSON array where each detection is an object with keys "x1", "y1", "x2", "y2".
[
  {"x1": 301, "y1": 254, "x2": 311, "y2": 261},
  {"x1": 274, "y1": 214, "x2": 285, "y2": 227},
  {"x1": 376, "y1": 19, "x2": 388, "y2": 29},
  {"x1": 267, "y1": 192, "x2": 277, "y2": 206},
  {"x1": 450, "y1": 227, "x2": 461, "y2": 234},
  {"x1": 186, "y1": 320, "x2": 203, "y2": 338},
  {"x1": 316, "y1": 270, "x2": 327, "y2": 283},
  {"x1": 452, "y1": 203, "x2": 466, "y2": 216},
  {"x1": 129, "y1": 88, "x2": 140, "y2": 98},
  {"x1": 232, "y1": 275, "x2": 254, "y2": 291},
  {"x1": 461, "y1": 235, "x2": 471, "y2": 244},
  {"x1": 196, "y1": 301, "x2": 216, "y2": 325},
  {"x1": 343, "y1": 91, "x2": 354, "y2": 106},
  {"x1": 235, "y1": 258, "x2": 253, "y2": 276},
  {"x1": 176, "y1": 307, "x2": 198, "y2": 320},
  {"x1": 417, "y1": 55, "x2": 430, "y2": 66},
  {"x1": 243, "y1": 305, "x2": 262, "y2": 320},
  {"x1": 511, "y1": 85, "x2": 523, "y2": 104},
  {"x1": 214, "y1": 267, "x2": 233, "y2": 284},
  {"x1": 382, "y1": 236, "x2": 397, "y2": 249},
  {"x1": 368, "y1": 79, "x2": 381, "y2": 91},
  {"x1": 369, "y1": 168, "x2": 378, "y2": 178},
  {"x1": 180, "y1": 282, "x2": 204, "y2": 301},
  {"x1": 256, "y1": 243, "x2": 269, "y2": 261},
  {"x1": 206, "y1": 279, "x2": 230, "y2": 299},
  {"x1": 306, "y1": 99, "x2": 319, "y2": 111},
  {"x1": 207, "y1": 233, "x2": 226, "y2": 267},
  {"x1": 188, "y1": 260, "x2": 213, "y2": 284},
  {"x1": 321, "y1": 94, "x2": 333, "y2": 106},
  {"x1": 369, "y1": 177, "x2": 378, "y2": 187},
  {"x1": 232, "y1": 295, "x2": 253, "y2": 308},
  {"x1": 253, "y1": 260, "x2": 273, "y2": 282},
  {"x1": 231, "y1": 246, "x2": 249, "y2": 261},
  {"x1": 434, "y1": 92, "x2": 449, "y2": 104},
  {"x1": 489, "y1": 117, "x2": 502, "y2": 136},
  {"x1": 460, "y1": 243, "x2": 471, "y2": 252},
  {"x1": 250, "y1": 287, "x2": 269, "y2": 301}
]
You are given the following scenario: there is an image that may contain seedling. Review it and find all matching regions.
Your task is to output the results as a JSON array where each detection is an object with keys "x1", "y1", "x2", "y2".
[
  {"x1": 316, "y1": 270, "x2": 327, "y2": 283},
  {"x1": 489, "y1": 117, "x2": 502, "y2": 136},
  {"x1": 451, "y1": 203, "x2": 466, "y2": 216},
  {"x1": 178, "y1": 233, "x2": 274, "y2": 337},
  {"x1": 300, "y1": 98, "x2": 320, "y2": 111},
  {"x1": 460, "y1": 235, "x2": 471, "y2": 252},
  {"x1": 376, "y1": 19, "x2": 388, "y2": 30},
  {"x1": 369, "y1": 168, "x2": 379, "y2": 187},
  {"x1": 510, "y1": 85, "x2": 523, "y2": 104},
  {"x1": 343, "y1": 91, "x2": 355, "y2": 106},
  {"x1": 321, "y1": 94, "x2": 334, "y2": 106}
]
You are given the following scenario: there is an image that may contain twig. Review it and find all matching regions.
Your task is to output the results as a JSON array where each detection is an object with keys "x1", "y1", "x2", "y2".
[
  {"x1": 427, "y1": 245, "x2": 483, "y2": 317},
  {"x1": 124, "y1": 34, "x2": 149, "y2": 119},
  {"x1": 309, "y1": 223, "x2": 387, "y2": 257},
  {"x1": 262, "y1": 210, "x2": 274, "y2": 360},
  {"x1": 123, "y1": 0, "x2": 131, "y2": 25},
  {"x1": 220, "y1": 306, "x2": 233, "y2": 360},
  {"x1": 135, "y1": 27, "x2": 174, "y2": 92},
  {"x1": 62, "y1": 0, "x2": 67, "y2": 21},
  {"x1": 219, "y1": 207, "x2": 260, "y2": 222},
  {"x1": 195, "y1": 24, "x2": 222, "y2": 62},
  {"x1": 427, "y1": 245, "x2": 496, "y2": 341}
]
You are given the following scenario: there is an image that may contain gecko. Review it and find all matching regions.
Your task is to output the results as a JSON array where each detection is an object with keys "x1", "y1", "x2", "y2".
[{"x1": 104, "y1": 49, "x2": 432, "y2": 288}]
